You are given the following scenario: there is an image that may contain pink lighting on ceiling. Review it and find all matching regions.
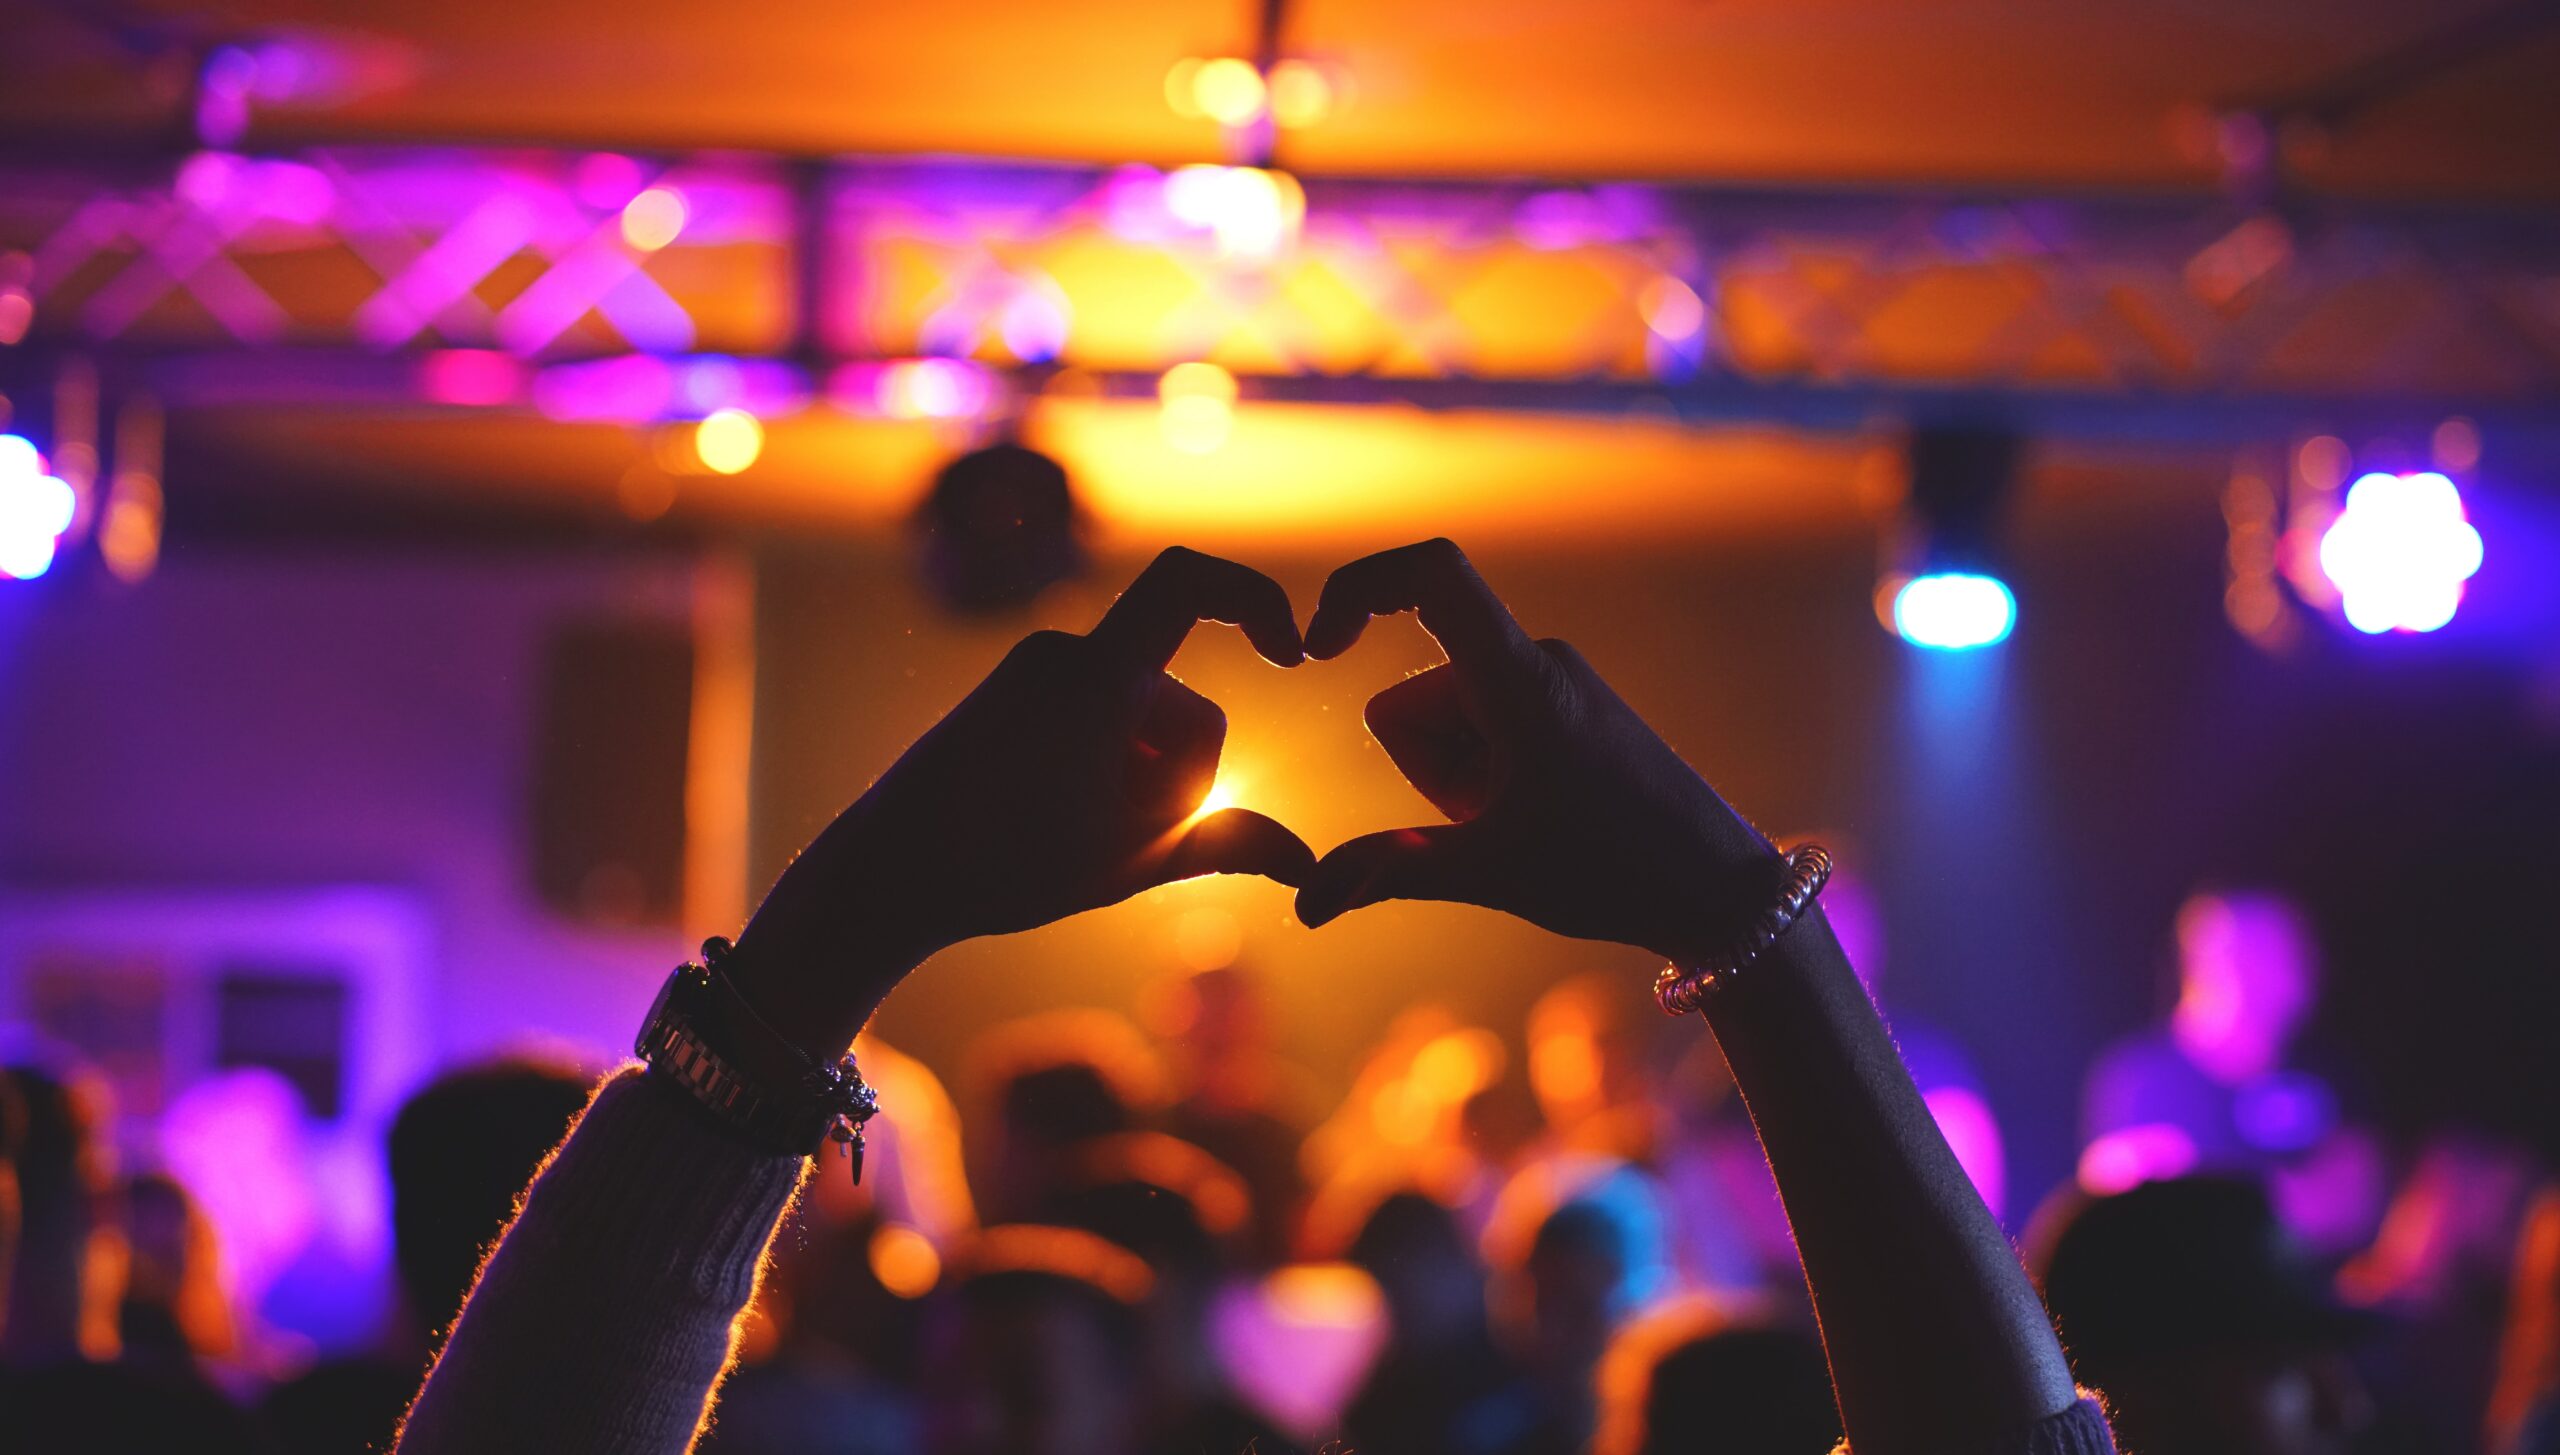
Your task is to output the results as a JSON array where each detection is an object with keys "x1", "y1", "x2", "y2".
[{"x1": 421, "y1": 349, "x2": 528, "y2": 407}]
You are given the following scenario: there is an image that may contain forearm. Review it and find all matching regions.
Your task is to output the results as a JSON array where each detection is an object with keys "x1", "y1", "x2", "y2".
[
  {"x1": 394, "y1": 1070, "x2": 805, "y2": 1455},
  {"x1": 1702, "y1": 908, "x2": 2080, "y2": 1455}
]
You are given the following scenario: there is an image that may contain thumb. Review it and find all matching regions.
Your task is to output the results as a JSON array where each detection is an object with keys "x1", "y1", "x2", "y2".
[
  {"x1": 1297, "y1": 823, "x2": 1485, "y2": 928},
  {"x1": 1151, "y1": 808, "x2": 1317, "y2": 889}
]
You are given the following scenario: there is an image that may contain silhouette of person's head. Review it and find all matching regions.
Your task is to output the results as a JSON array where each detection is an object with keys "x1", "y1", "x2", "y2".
[
  {"x1": 1349, "y1": 1190, "x2": 1489, "y2": 1358},
  {"x1": 914, "y1": 442, "x2": 1084, "y2": 613},
  {"x1": 0, "y1": 1062, "x2": 116, "y2": 1366},
  {"x1": 2171, "y1": 892, "x2": 2318, "y2": 1085},
  {"x1": 0, "y1": 1069, "x2": 22, "y2": 1322},
  {"x1": 386, "y1": 1059, "x2": 588, "y2": 1341},
  {"x1": 2035, "y1": 1175, "x2": 2375, "y2": 1455},
  {"x1": 115, "y1": 1172, "x2": 235, "y2": 1368},
  {"x1": 1593, "y1": 1302, "x2": 1840, "y2": 1455},
  {"x1": 1040, "y1": 1133, "x2": 1254, "y2": 1420},
  {"x1": 966, "y1": 1012, "x2": 1160, "y2": 1223},
  {"x1": 927, "y1": 1226, "x2": 1150, "y2": 1455}
]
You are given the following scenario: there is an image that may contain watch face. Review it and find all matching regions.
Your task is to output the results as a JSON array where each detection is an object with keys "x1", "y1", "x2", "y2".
[{"x1": 637, "y1": 965, "x2": 705, "y2": 1051}]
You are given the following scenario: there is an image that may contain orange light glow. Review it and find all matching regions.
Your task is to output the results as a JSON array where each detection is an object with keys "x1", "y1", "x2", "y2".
[
  {"x1": 1263, "y1": 1262, "x2": 1385, "y2": 1327},
  {"x1": 1172, "y1": 905, "x2": 1244, "y2": 970},
  {"x1": 99, "y1": 473, "x2": 162, "y2": 583},
  {"x1": 868, "y1": 1221, "x2": 942, "y2": 1299}
]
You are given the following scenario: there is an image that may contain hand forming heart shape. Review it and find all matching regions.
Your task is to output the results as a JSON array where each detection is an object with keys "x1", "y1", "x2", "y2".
[{"x1": 731, "y1": 540, "x2": 1780, "y2": 1056}]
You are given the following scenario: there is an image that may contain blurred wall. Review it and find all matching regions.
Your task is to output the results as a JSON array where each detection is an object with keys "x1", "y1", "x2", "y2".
[{"x1": 0, "y1": 548, "x2": 699, "y2": 1071}]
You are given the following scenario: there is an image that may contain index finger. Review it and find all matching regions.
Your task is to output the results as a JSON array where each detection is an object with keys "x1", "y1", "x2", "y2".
[
  {"x1": 1304, "y1": 538, "x2": 1536, "y2": 671},
  {"x1": 1085, "y1": 546, "x2": 1305, "y2": 670}
]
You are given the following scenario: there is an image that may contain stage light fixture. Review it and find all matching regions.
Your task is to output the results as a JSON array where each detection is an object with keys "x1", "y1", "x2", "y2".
[
  {"x1": 1892, "y1": 573, "x2": 2017, "y2": 651},
  {"x1": 619, "y1": 187, "x2": 687, "y2": 252},
  {"x1": 1163, "y1": 165, "x2": 1305, "y2": 259},
  {"x1": 2317, "y1": 470, "x2": 2482, "y2": 634},
  {"x1": 1267, "y1": 61, "x2": 1333, "y2": 128},
  {"x1": 0, "y1": 431, "x2": 76, "y2": 581},
  {"x1": 692, "y1": 408, "x2": 762, "y2": 474},
  {"x1": 1191, "y1": 57, "x2": 1268, "y2": 127},
  {"x1": 1883, "y1": 424, "x2": 2021, "y2": 651},
  {"x1": 914, "y1": 442, "x2": 1085, "y2": 613}
]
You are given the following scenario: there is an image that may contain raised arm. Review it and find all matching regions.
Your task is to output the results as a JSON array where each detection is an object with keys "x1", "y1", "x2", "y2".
[
  {"x1": 393, "y1": 549, "x2": 1314, "y2": 1455},
  {"x1": 1292, "y1": 539, "x2": 2098, "y2": 1455}
]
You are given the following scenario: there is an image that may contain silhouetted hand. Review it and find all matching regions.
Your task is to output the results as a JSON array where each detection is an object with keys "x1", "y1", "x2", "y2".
[
  {"x1": 733, "y1": 547, "x2": 1314, "y2": 1054},
  {"x1": 1295, "y1": 538, "x2": 1777, "y2": 961}
]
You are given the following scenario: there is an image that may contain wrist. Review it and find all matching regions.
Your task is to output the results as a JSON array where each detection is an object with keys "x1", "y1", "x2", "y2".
[
  {"x1": 729, "y1": 805, "x2": 951, "y2": 1060},
  {"x1": 1650, "y1": 809, "x2": 1786, "y2": 966}
]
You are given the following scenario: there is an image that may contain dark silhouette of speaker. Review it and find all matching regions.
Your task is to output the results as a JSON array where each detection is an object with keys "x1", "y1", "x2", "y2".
[
  {"x1": 914, "y1": 441, "x2": 1085, "y2": 613},
  {"x1": 530, "y1": 620, "x2": 693, "y2": 927}
]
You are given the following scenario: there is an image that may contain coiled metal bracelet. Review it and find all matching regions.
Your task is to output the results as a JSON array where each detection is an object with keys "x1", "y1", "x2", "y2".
[{"x1": 1654, "y1": 843, "x2": 1834, "y2": 1016}]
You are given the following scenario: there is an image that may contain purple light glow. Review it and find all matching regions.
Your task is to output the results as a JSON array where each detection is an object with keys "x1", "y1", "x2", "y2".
[
  {"x1": 532, "y1": 354, "x2": 806, "y2": 423},
  {"x1": 1924, "y1": 1085, "x2": 2008, "y2": 1221},
  {"x1": 2234, "y1": 1069, "x2": 2337, "y2": 1154},
  {"x1": 2171, "y1": 892, "x2": 2315, "y2": 1086},
  {"x1": 828, "y1": 358, "x2": 997, "y2": 420}
]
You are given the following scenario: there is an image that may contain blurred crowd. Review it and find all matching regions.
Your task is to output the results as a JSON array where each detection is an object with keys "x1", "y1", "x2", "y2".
[{"x1": 2, "y1": 883, "x2": 2556, "y2": 1455}]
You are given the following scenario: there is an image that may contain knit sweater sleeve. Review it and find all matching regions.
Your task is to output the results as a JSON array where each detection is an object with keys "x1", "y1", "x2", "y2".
[
  {"x1": 1828, "y1": 1395, "x2": 2117, "y2": 1455},
  {"x1": 393, "y1": 1067, "x2": 806, "y2": 1455}
]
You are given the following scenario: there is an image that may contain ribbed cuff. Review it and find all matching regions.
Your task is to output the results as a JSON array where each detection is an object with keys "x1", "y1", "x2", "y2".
[
  {"x1": 2023, "y1": 1396, "x2": 2118, "y2": 1455},
  {"x1": 1827, "y1": 1395, "x2": 2117, "y2": 1455},
  {"x1": 505, "y1": 1066, "x2": 806, "y2": 1307}
]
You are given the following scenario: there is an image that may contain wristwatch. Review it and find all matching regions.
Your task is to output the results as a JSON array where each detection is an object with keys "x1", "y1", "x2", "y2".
[{"x1": 635, "y1": 938, "x2": 880, "y2": 1182}]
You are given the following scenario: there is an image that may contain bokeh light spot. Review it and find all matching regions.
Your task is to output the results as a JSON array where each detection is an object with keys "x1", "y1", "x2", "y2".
[{"x1": 693, "y1": 408, "x2": 763, "y2": 474}]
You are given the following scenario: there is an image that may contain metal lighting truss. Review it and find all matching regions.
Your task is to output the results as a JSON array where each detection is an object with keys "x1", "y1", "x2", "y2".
[{"x1": 2, "y1": 145, "x2": 2557, "y2": 449}]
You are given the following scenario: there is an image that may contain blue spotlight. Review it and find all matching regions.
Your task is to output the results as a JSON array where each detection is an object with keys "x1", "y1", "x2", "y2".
[{"x1": 1892, "y1": 572, "x2": 2016, "y2": 650}]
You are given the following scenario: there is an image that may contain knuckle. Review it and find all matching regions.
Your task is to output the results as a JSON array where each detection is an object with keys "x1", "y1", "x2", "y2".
[{"x1": 1007, "y1": 629, "x2": 1080, "y2": 668}]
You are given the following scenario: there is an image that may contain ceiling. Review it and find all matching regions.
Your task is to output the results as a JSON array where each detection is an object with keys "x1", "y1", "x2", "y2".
[
  {"x1": 5, "y1": 0, "x2": 2556, "y2": 195},
  {"x1": 3, "y1": 0, "x2": 2554, "y2": 551}
]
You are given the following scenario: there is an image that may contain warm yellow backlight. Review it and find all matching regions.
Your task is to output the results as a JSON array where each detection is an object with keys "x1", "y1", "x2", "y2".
[
  {"x1": 1159, "y1": 361, "x2": 1239, "y2": 404},
  {"x1": 694, "y1": 408, "x2": 764, "y2": 474},
  {"x1": 1191, "y1": 57, "x2": 1268, "y2": 127},
  {"x1": 1194, "y1": 777, "x2": 1238, "y2": 817},
  {"x1": 620, "y1": 187, "x2": 687, "y2": 252},
  {"x1": 1163, "y1": 58, "x2": 1206, "y2": 119},
  {"x1": 1159, "y1": 361, "x2": 1239, "y2": 455},
  {"x1": 1268, "y1": 61, "x2": 1332, "y2": 129}
]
